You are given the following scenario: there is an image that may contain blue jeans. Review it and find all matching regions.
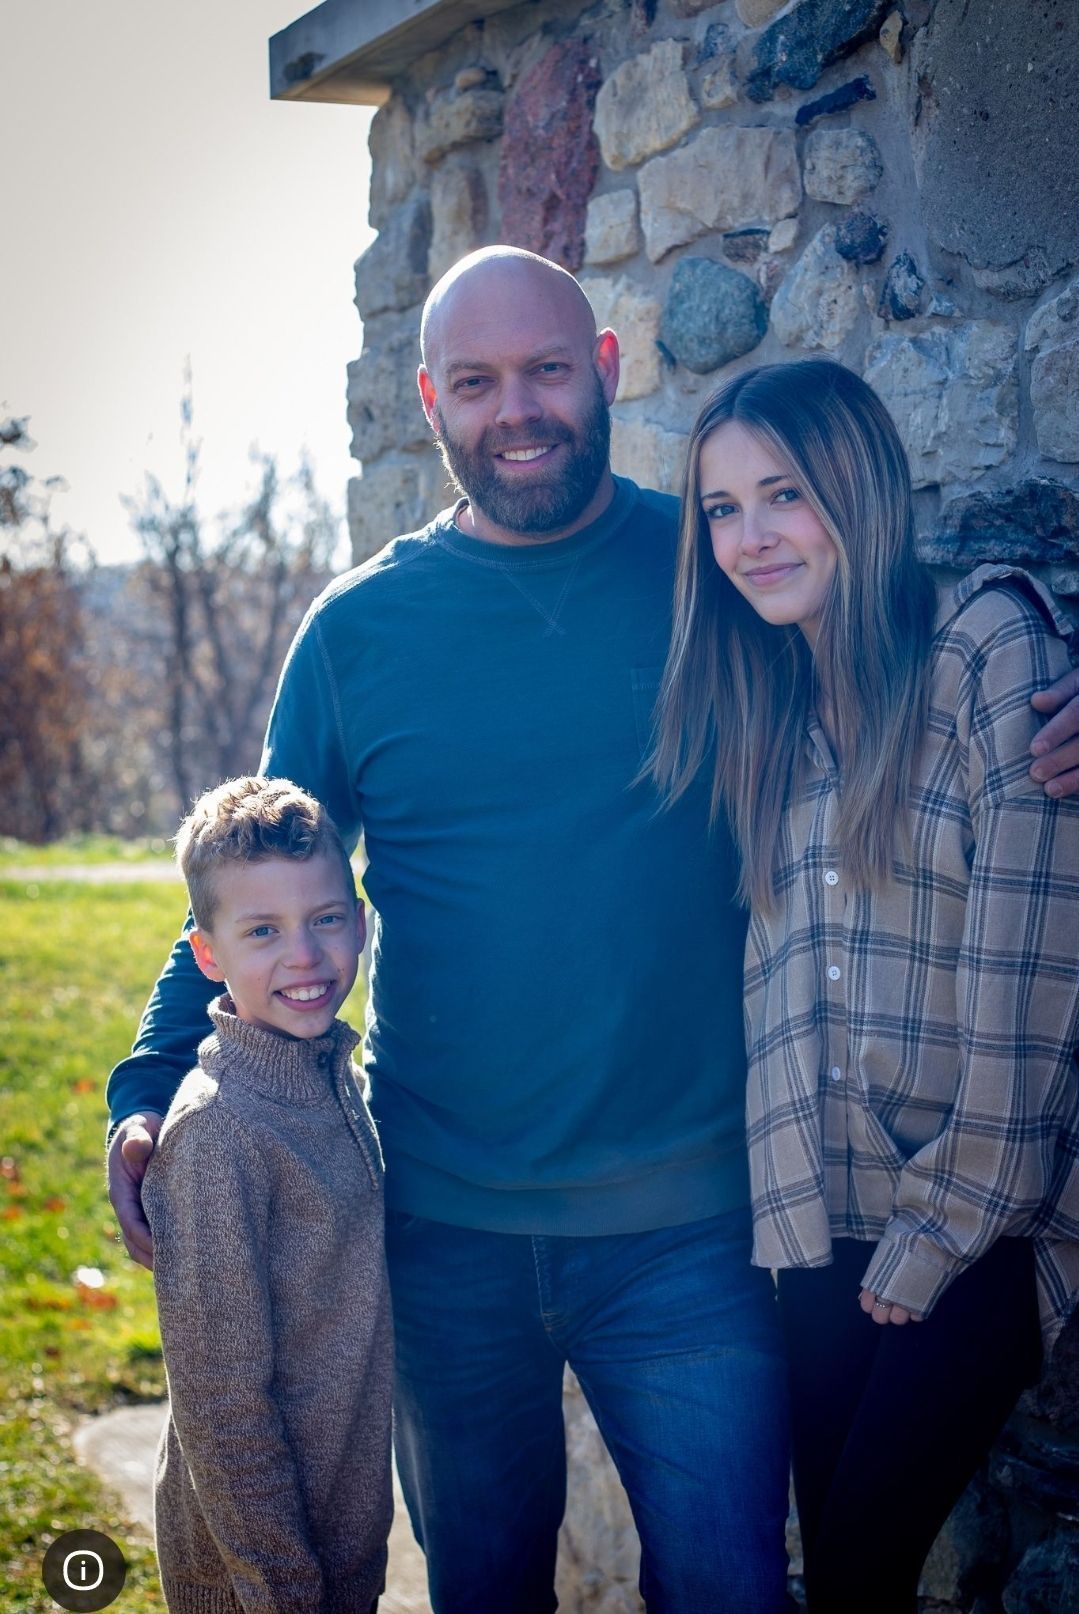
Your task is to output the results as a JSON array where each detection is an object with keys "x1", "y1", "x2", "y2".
[{"x1": 387, "y1": 1208, "x2": 791, "y2": 1614}]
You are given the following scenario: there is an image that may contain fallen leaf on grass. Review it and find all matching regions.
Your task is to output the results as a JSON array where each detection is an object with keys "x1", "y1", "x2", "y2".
[
  {"x1": 42, "y1": 1196, "x2": 66, "y2": 1213},
  {"x1": 71, "y1": 1079, "x2": 95, "y2": 1094},
  {"x1": 2, "y1": 1204, "x2": 23, "y2": 1220},
  {"x1": 73, "y1": 1266, "x2": 117, "y2": 1309},
  {"x1": 1, "y1": 1155, "x2": 21, "y2": 1182}
]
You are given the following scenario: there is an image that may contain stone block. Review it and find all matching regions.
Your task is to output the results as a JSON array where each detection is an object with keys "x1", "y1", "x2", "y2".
[
  {"x1": 735, "y1": 0, "x2": 788, "y2": 25},
  {"x1": 353, "y1": 197, "x2": 431, "y2": 320},
  {"x1": 347, "y1": 453, "x2": 449, "y2": 564},
  {"x1": 918, "y1": 1473, "x2": 1008, "y2": 1605},
  {"x1": 834, "y1": 211, "x2": 888, "y2": 264},
  {"x1": 878, "y1": 251, "x2": 926, "y2": 320},
  {"x1": 795, "y1": 74, "x2": 877, "y2": 127},
  {"x1": 610, "y1": 416, "x2": 686, "y2": 496},
  {"x1": 1002, "y1": 1535, "x2": 1079, "y2": 1614},
  {"x1": 768, "y1": 217, "x2": 799, "y2": 253},
  {"x1": 803, "y1": 128, "x2": 883, "y2": 205},
  {"x1": 428, "y1": 161, "x2": 488, "y2": 284},
  {"x1": 747, "y1": 0, "x2": 890, "y2": 101},
  {"x1": 584, "y1": 191, "x2": 641, "y2": 267},
  {"x1": 1032, "y1": 1309, "x2": 1079, "y2": 1433},
  {"x1": 723, "y1": 229, "x2": 770, "y2": 265},
  {"x1": 417, "y1": 88, "x2": 504, "y2": 165},
  {"x1": 660, "y1": 257, "x2": 768, "y2": 373},
  {"x1": 347, "y1": 311, "x2": 429, "y2": 464},
  {"x1": 497, "y1": 38, "x2": 601, "y2": 271},
  {"x1": 863, "y1": 323, "x2": 1019, "y2": 490},
  {"x1": 556, "y1": 1372, "x2": 643, "y2": 1614},
  {"x1": 879, "y1": 9, "x2": 904, "y2": 63},
  {"x1": 700, "y1": 54, "x2": 739, "y2": 111},
  {"x1": 581, "y1": 276, "x2": 662, "y2": 401},
  {"x1": 921, "y1": 480, "x2": 1079, "y2": 567},
  {"x1": 594, "y1": 40, "x2": 699, "y2": 172},
  {"x1": 916, "y1": 0, "x2": 1079, "y2": 283},
  {"x1": 990, "y1": 1414, "x2": 1079, "y2": 1519},
  {"x1": 368, "y1": 96, "x2": 417, "y2": 230},
  {"x1": 1026, "y1": 276, "x2": 1079, "y2": 463},
  {"x1": 973, "y1": 250, "x2": 1058, "y2": 302},
  {"x1": 638, "y1": 126, "x2": 801, "y2": 263},
  {"x1": 770, "y1": 226, "x2": 861, "y2": 351}
]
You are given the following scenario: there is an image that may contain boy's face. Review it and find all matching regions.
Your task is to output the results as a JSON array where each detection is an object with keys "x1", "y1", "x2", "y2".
[{"x1": 188, "y1": 851, "x2": 365, "y2": 1040}]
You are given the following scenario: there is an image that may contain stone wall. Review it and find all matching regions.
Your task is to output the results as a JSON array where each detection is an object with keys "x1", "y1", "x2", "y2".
[{"x1": 344, "y1": 1, "x2": 1079, "y2": 1608}]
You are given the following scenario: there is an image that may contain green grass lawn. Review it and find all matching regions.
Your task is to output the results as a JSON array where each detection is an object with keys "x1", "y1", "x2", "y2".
[{"x1": 0, "y1": 874, "x2": 367, "y2": 1608}]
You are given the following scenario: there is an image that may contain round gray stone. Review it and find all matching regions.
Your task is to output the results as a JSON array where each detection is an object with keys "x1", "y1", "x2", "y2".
[{"x1": 660, "y1": 257, "x2": 768, "y2": 374}]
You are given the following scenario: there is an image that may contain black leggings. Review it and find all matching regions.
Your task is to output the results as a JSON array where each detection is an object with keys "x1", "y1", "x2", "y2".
[{"x1": 776, "y1": 1238, "x2": 1041, "y2": 1614}]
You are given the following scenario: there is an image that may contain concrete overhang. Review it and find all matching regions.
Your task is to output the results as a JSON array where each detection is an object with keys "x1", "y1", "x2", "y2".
[{"x1": 270, "y1": 0, "x2": 529, "y2": 105}]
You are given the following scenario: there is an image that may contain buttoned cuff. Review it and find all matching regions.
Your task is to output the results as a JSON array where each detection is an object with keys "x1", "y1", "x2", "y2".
[{"x1": 860, "y1": 1233, "x2": 960, "y2": 1319}]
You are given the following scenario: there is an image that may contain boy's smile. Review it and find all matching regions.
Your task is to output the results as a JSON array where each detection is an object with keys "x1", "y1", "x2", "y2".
[{"x1": 188, "y1": 851, "x2": 365, "y2": 1040}]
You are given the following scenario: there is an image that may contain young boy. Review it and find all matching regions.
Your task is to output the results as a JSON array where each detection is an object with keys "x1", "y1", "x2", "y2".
[{"x1": 142, "y1": 775, "x2": 393, "y2": 1614}]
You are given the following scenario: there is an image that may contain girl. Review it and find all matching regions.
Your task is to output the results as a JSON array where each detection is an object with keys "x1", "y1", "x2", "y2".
[{"x1": 652, "y1": 359, "x2": 1079, "y2": 1612}]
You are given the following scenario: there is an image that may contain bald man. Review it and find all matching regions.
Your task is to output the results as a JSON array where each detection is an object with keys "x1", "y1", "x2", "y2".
[{"x1": 108, "y1": 248, "x2": 1079, "y2": 1614}]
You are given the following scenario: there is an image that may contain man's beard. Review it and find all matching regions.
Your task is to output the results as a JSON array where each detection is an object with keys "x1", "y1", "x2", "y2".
[{"x1": 433, "y1": 375, "x2": 611, "y2": 536}]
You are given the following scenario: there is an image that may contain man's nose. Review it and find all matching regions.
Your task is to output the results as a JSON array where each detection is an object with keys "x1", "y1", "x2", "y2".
[{"x1": 494, "y1": 374, "x2": 543, "y2": 427}]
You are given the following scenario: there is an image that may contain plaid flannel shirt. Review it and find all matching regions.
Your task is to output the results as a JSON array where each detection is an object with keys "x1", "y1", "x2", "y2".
[{"x1": 744, "y1": 566, "x2": 1079, "y2": 1348}]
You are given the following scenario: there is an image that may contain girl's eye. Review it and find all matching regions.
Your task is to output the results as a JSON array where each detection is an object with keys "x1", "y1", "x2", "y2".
[
  {"x1": 315, "y1": 913, "x2": 343, "y2": 927},
  {"x1": 703, "y1": 502, "x2": 736, "y2": 521},
  {"x1": 773, "y1": 486, "x2": 800, "y2": 504},
  {"x1": 249, "y1": 925, "x2": 273, "y2": 939}
]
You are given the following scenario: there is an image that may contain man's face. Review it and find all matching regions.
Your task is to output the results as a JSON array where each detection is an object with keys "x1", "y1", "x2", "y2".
[
  {"x1": 432, "y1": 368, "x2": 611, "y2": 537},
  {"x1": 418, "y1": 259, "x2": 620, "y2": 543}
]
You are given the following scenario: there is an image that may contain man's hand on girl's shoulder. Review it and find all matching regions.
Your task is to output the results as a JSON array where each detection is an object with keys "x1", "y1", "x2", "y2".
[{"x1": 1030, "y1": 667, "x2": 1079, "y2": 798}]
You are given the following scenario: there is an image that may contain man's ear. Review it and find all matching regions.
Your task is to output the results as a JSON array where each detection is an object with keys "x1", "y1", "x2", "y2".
[
  {"x1": 417, "y1": 366, "x2": 439, "y2": 430},
  {"x1": 188, "y1": 928, "x2": 227, "y2": 983},
  {"x1": 594, "y1": 329, "x2": 620, "y2": 407}
]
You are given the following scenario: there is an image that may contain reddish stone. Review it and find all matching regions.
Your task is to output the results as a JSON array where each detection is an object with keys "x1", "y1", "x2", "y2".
[{"x1": 497, "y1": 39, "x2": 602, "y2": 272}]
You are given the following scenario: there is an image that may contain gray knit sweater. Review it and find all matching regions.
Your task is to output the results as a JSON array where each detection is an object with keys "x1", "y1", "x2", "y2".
[{"x1": 143, "y1": 999, "x2": 393, "y2": 1614}]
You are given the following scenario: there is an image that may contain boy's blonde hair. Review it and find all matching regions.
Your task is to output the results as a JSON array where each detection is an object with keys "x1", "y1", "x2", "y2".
[{"x1": 176, "y1": 776, "x2": 356, "y2": 930}]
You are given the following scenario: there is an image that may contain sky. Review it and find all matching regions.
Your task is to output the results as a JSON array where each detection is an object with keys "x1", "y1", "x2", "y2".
[{"x1": 3, "y1": 2, "x2": 376, "y2": 564}]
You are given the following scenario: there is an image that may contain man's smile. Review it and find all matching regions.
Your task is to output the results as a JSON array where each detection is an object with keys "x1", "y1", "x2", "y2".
[{"x1": 497, "y1": 445, "x2": 556, "y2": 463}]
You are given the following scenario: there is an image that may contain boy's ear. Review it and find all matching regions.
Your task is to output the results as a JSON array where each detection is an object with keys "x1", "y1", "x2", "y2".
[
  {"x1": 188, "y1": 928, "x2": 227, "y2": 983},
  {"x1": 355, "y1": 899, "x2": 367, "y2": 954}
]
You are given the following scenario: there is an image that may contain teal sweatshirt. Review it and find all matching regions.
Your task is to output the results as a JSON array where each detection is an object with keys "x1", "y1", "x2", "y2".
[{"x1": 108, "y1": 478, "x2": 750, "y2": 1234}]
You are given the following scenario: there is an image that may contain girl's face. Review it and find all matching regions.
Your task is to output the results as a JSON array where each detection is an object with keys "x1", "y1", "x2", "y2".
[{"x1": 698, "y1": 421, "x2": 837, "y2": 648}]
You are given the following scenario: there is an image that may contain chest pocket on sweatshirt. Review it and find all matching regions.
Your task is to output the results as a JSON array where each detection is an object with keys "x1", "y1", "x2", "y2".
[{"x1": 631, "y1": 667, "x2": 665, "y2": 759}]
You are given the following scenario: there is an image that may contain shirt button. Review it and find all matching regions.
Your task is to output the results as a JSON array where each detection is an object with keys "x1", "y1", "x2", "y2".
[
  {"x1": 827, "y1": 964, "x2": 841, "y2": 981},
  {"x1": 824, "y1": 870, "x2": 839, "y2": 886},
  {"x1": 830, "y1": 1066, "x2": 843, "y2": 1083}
]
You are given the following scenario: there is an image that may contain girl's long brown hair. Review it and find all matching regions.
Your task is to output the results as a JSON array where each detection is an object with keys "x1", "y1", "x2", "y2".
[{"x1": 651, "y1": 359, "x2": 938, "y2": 911}]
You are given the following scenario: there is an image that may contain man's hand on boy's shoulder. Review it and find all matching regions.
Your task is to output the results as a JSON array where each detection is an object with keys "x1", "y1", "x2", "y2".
[
  {"x1": 108, "y1": 1111, "x2": 164, "y2": 1269},
  {"x1": 1031, "y1": 666, "x2": 1079, "y2": 799}
]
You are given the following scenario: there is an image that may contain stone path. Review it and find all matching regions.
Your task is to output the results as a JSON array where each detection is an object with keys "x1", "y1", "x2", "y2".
[
  {"x1": 73, "y1": 1404, "x2": 433, "y2": 1612},
  {"x1": 1, "y1": 863, "x2": 184, "y2": 883}
]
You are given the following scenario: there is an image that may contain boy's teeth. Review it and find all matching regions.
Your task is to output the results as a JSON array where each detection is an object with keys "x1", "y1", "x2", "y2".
[
  {"x1": 281, "y1": 985, "x2": 329, "y2": 1002},
  {"x1": 502, "y1": 446, "x2": 548, "y2": 461}
]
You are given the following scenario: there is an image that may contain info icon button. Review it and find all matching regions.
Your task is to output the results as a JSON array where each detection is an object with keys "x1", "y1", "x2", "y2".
[{"x1": 42, "y1": 1529, "x2": 126, "y2": 1611}]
